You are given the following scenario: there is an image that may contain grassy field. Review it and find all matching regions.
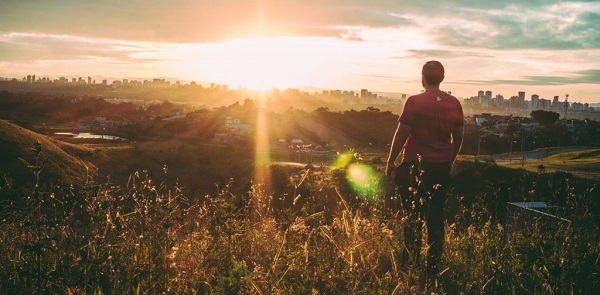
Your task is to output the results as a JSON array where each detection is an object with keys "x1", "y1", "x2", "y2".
[
  {"x1": 1, "y1": 121, "x2": 599, "y2": 294},
  {"x1": 499, "y1": 148, "x2": 600, "y2": 180},
  {"x1": 0, "y1": 120, "x2": 94, "y2": 188},
  {"x1": 1, "y1": 156, "x2": 598, "y2": 294}
]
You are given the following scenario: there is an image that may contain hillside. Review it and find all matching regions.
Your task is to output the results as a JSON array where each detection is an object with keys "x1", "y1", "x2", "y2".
[
  {"x1": 0, "y1": 118, "x2": 599, "y2": 293},
  {"x1": 0, "y1": 120, "x2": 95, "y2": 190},
  {"x1": 499, "y1": 148, "x2": 600, "y2": 180},
  {"x1": 79, "y1": 140, "x2": 256, "y2": 199}
]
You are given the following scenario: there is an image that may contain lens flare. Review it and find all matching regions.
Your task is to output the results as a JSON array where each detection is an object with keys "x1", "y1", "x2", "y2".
[
  {"x1": 254, "y1": 95, "x2": 271, "y2": 193},
  {"x1": 333, "y1": 151, "x2": 354, "y2": 169},
  {"x1": 346, "y1": 163, "x2": 383, "y2": 201}
]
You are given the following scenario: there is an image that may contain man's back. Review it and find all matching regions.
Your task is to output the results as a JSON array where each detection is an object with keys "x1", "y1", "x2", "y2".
[
  {"x1": 399, "y1": 89, "x2": 463, "y2": 163},
  {"x1": 386, "y1": 60, "x2": 465, "y2": 274}
]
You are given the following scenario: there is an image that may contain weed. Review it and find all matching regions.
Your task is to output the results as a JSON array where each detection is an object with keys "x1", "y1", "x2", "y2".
[{"x1": 0, "y1": 145, "x2": 598, "y2": 293}]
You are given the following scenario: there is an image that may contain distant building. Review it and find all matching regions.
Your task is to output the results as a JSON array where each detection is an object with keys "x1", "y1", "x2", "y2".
[
  {"x1": 518, "y1": 91, "x2": 525, "y2": 108},
  {"x1": 531, "y1": 94, "x2": 539, "y2": 109},
  {"x1": 224, "y1": 116, "x2": 251, "y2": 137},
  {"x1": 552, "y1": 96, "x2": 560, "y2": 109},
  {"x1": 494, "y1": 94, "x2": 504, "y2": 107},
  {"x1": 478, "y1": 90, "x2": 485, "y2": 105},
  {"x1": 485, "y1": 90, "x2": 492, "y2": 106},
  {"x1": 539, "y1": 98, "x2": 551, "y2": 110}
]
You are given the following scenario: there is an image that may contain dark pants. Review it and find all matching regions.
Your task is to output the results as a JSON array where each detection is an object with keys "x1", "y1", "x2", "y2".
[{"x1": 391, "y1": 160, "x2": 451, "y2": 271}]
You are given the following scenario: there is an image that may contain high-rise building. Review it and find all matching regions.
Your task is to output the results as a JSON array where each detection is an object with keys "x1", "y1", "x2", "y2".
[
  {"x1": 531, "y1": 94, "x2": 539, "y2": 109},
  {"x1": 485, "y1": 90, "x2": 492, "y2": 100},
  {"x1": 518, "y1": 91, "x2": 525, "y2": 108},
  {"x1": 510, "y1": 95, "x2": 519, "y2": 108},
  {"x1": 477, "y1": 90, "x2": 484, "y2": 104},
  {"x1": 495, "y1": 94, "x2": 504, "y2": 107},
  {"x1": 484, "y1": 90, "x2": 492, "y2": 106},
  {"x1": 361, "y1": 89, "x2": 369, "y2": 98}
]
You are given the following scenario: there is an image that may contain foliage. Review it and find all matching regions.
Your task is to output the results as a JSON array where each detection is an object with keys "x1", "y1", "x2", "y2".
[
  {"x1": 0, "y1": 120, "x2": 93, "y2": 190},
  {"x1": 500, "y1": 148, "x2": 600, "y2": 180},
  {"x1": 311, "y1": 108, "x2": 398, "y2": 148},
  {"x1": 0, "y1": 146, "x2": 599, "y2": 294},
  {"x1": 531, "y1": 110, "x2": 560, "y2": 126}
]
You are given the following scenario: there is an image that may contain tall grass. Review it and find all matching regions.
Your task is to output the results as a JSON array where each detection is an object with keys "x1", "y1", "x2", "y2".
[{"x1": 0, "y1": 153, "x2": 598, "y2": 293}]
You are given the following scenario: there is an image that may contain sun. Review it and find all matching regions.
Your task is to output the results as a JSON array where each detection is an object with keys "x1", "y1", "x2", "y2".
[
  {"x1": 223, "y1": 37, "x2": 315, "y2": 91},
  {"x1": 186, "y1": 36, "x2": 341, "y2": 92}
]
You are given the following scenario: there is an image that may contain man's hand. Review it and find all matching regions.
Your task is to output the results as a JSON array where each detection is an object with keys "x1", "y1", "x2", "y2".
[{"x1": 385, "y1": 161, "x2": 396, "y2": 178}]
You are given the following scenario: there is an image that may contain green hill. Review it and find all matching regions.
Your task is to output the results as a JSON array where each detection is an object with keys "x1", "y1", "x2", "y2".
[
  {"x1": 0, "y1": 120, "x2": 95, "y2": 190},
  {"x1": 500, "y1": 148, "x2": 600, "y2": 180}
]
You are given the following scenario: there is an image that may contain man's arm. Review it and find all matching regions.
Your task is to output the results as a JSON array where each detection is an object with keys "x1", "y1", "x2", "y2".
[
  {"x1": 451, "y1": 124, "x2": 464, "y2": 163},
  {"x1": 386, "y1": 123, "x2": 411, "y2": 177}
]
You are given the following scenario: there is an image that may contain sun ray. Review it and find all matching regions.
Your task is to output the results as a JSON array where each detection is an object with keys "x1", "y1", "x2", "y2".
[{"x1": 253, "y1": 91, "x2": 272, "y2": 206}]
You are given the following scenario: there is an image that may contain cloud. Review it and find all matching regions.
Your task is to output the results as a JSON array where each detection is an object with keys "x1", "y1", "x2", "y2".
[
  {"x1": 405, "y1": 49, "x2": 458, "y2": 58},
  {"x1": 575, "y1": 69, "x2": 600, "y2": 83},
  {"x1": 394, "y1": 49, "x2": 494, "y2": 62},
  {"x1": 461, "y1": 69, "x2": 600, "y2": 86},
  {"x1": 0, "y1": 1, "x2": 422, "y2": 43},
  {"x1": 431, "y1": 3, "x2": 600, "y2": 50},
  {"x1": 0, "y1": 33, "x2": 160, "y2": 63},
  {"x1": 1, "y1": 0, "x2": 598, "y2": 51}
]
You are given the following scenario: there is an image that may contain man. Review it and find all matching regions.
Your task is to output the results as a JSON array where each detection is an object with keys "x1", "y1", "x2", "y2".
[{"x1": 385, "y1": 60, "x2": 464, "y2": 274}]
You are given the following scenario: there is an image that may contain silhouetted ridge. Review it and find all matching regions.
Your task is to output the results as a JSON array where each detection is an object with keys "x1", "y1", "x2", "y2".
[{"x1": 0, "y1": 120, "x2": 94, "y2": 189}]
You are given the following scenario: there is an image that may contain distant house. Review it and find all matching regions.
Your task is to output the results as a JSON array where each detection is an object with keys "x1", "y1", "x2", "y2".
[
  {"x1": 475, "y1": 116, "x2": 488, "y2": 126},
  {"x1": 224, "y1": 117, "x2": 251, "y2": 137},
  {"x1": 212, "y1": 117, "x2": 252, "y2": 143},
  {"x1": 171, "y1": 109, "x2": 184, "y2": 116},
  {"x1": 520, "y1": 121, "x2": 540, "y2": 130}
]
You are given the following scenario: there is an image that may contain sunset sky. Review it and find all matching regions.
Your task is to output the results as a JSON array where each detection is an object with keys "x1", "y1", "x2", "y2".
[{"x1": 1, "y1": 0, "x2": 599, "y2": 102}]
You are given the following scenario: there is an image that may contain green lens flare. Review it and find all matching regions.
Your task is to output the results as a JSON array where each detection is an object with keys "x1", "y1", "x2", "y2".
[
  {"x1": 346, "y1": 163, "x2": 383, "y2": 201},
  {"x1": 333, "y1": 151, "x2": 354, "y2": 169}
]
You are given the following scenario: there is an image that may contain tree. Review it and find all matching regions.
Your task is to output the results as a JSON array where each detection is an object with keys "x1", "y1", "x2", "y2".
[
  {"x1": 365, "y1": 106, "x2": 380, "y2": 112},
  {"x1": 531, "y1": 110, "x2": 560, "y2": 126},
  {"x1": 505, "y1": 122, "x2": 521, "y2": 136},
  {"x1": 242, "y1": 98, "x2": 255, "y2": 110}
]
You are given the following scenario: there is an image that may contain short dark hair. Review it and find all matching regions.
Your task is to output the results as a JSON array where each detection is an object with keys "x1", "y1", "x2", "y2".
[{"x1": 422, "y1": 60, "x2": 445, "y2": 85}]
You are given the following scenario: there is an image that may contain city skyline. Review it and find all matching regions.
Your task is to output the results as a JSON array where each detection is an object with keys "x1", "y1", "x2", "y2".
[
  {"x1": 464, "y1": 89, "x2": 595, "y2": 111},
  {"x1": 7, "y1": 73, "x2": 597, "y2": 111},
  {"x1": 1, "y1": 1, "x2": 600, "y2": 103}
]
